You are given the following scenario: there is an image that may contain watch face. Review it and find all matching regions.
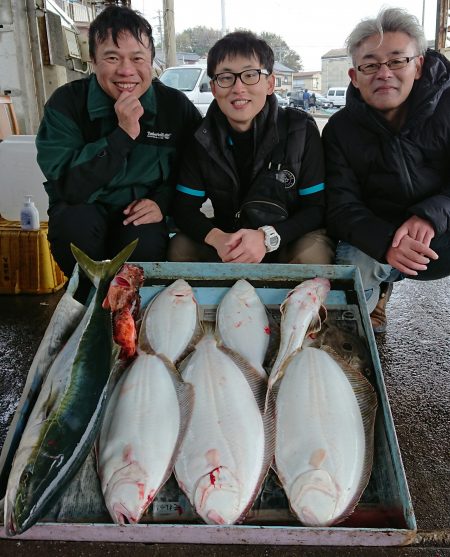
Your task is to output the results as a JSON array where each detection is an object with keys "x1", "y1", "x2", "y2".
[{"x1": 269, "y1": 236, "x2": 278, "y2": 247}]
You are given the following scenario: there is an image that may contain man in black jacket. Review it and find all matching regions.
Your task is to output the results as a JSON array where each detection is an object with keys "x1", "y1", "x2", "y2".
[
  {"x1": 36, "y1": 6, "x2": 201, "y2": 293},
  {"x1": 323, "y1": 8, "x2": 450, "y2": 333},
  {"x1": 168, "y1": 31, "x2": 334, "y2": 264}
]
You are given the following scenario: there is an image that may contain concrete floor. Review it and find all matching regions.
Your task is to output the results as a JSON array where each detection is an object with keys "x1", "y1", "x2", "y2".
[{"x1": 0, "y1": 275, "x2": 449, "y2": 556}]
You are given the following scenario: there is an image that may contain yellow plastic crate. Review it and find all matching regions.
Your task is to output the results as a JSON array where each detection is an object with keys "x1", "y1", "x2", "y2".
[{"x1": 0, "y1": 219, "x2": 66, "y2": 294}]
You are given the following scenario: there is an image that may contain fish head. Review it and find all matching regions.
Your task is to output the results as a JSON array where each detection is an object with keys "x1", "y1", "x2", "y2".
[
  {"x1": 193, "y1": 466, "x2": 242, "y2": 525},
  {"x1": 168, "y1": 279, "x2": 194, "y2": 298},
  {"x1": 289, "y1": 469, "x2": 339, "y2": 527},
  {"x1": 104, "y1": 467, "x2": 154, "y2": 525},
  {"x1": 229, "y1": 279, "x2": 256, "y2": 303},
  {"x1": 285, "y1": 278, "x2": 331, "y2": 310}
]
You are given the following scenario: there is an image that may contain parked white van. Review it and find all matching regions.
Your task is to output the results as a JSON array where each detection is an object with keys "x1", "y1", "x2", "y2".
[
  {"x1": 326, "y1": 87, "x2": 348, "y2": 107},
  {"x1": 159, "y1": 64, "x2": 214, "y2": 116}
]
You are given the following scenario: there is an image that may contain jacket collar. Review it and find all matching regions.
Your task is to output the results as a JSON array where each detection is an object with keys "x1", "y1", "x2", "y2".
[{"x1": 87, "y1": 74, "x2": 157, "y2": 120}]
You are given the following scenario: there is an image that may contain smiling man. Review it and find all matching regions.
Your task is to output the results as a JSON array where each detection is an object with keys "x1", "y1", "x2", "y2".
[
  {"x1": 36, "y1": 5, "x2": 201, "y2": 299},
  {"x1": 323, "y1": 8, "x2": 450, "y2": 333},
  {"x1": 168, "y1": 31, "x2": 334, "y2": 265}
]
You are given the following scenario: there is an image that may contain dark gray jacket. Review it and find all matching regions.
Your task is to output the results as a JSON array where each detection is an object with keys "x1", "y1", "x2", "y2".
[{"x1": 323, "y1": 49, "x2": 450, "y2": 261}]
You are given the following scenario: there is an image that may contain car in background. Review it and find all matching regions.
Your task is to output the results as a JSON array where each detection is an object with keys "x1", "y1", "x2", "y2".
[
  {"x1": 287, "y1": 90, "x2": 305, "y2": 109},
  {"x1": 326, "y1": 87, "x2": 347, "y2": 107},
  {"x1": 159, "y1": 64, "x2": 213, "y2": 116},
  {"x1": 314, "y1": 94, "x2": 333, "y2": 109},
  {"x1": 274, "y1": 93, "x2": 289, "y2": 108}
]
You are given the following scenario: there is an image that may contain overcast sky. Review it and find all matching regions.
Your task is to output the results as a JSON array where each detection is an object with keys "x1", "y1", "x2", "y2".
[{"x1": 131, "y1": 0, "x2": 438, "y2": 70}]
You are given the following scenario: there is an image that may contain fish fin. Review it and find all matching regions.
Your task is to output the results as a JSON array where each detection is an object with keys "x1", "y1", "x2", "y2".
[
  {"x1": 306, "y1": 304, "x2": 327, "y2": 337},
  {"x1": 316, "y1": 346, "x2": 378, "y2": 525},
  {"x1": 70, "y1": 240, "x2": 139, "y2": 289}
]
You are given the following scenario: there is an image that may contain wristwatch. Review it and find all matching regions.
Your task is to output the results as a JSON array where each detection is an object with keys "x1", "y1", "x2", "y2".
[{"x1": 259, "y1": 225, "x2": 281, "y2": 252}]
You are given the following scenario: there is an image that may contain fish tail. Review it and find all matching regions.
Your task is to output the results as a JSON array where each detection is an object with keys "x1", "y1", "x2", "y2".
[{"x1": 70, "y1": 240, "x2": 139, "y2": 289}]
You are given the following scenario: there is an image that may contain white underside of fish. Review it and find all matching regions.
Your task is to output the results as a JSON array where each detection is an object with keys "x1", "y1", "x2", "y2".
[
  {"x1": 269, "y1": 278, "x2": 330, "y2": 389},
  {"x1": 216, "y1": 279, "x2": 270, "y2": 379},
  {"x1": 275, "y1": 347, "x2": 367, "y2": 526},
  {"x1": 138, "y1": 279, "x2": 199, "y2": 361},
  {"x1": 98, "y1": 354, "x2": 182, "y2": 524},
  {"x1": 175, "y1": 334, "x2": 269, "y2": 525}
]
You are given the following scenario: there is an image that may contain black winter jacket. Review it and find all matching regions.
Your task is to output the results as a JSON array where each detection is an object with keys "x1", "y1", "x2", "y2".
[
  {"x1": 172, "y1": 95, "x2": 326, "y2": 246},
  {"x1": 323, "y1": 49, "x2": 450, "y2": 262}
]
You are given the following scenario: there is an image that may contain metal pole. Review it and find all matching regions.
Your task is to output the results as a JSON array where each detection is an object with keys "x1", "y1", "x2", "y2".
[
  {"x1": 26, "y1": 0, "x2": 46, "y2": 121},
  {"x1": 221, "y1": 0, "x2": 226, "y2": 37},
  {"x1": 422, "y1": 0, "x2": 426, "y2": 27},
  {"x1": 163, "y1": 0, "x2": 176, "y2": 67}
]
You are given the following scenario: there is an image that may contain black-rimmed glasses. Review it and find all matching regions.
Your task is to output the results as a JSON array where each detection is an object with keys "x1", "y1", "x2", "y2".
[
  {"x1": 357, "y1": 56, "x2": 419, "y2": 75},
  {"x1": 213, "y1": 69, "x2": 270, "y2": 88}
]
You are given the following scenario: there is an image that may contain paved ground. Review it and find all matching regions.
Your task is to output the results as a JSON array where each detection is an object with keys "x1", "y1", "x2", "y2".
[{"x1": 0, "y1": 272, "x2": 448, "y2": 556}]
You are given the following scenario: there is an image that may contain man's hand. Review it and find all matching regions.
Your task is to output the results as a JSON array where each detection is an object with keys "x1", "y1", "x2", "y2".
[
  {"x1": 386, "y1": 216, "x2": 438, "y2": 275},
  {"x1": 115, "y1": 91, "x2": 144, "y2": 140},
  {"x1": 123, "y1": 199, "x2": 163, "y2": 226},
  {"x1": 205, "y1": 228, "x2": 266, "y2": 263},
  {"x1": 392, "y1": 215, "x2": 436, "y2": 248}
]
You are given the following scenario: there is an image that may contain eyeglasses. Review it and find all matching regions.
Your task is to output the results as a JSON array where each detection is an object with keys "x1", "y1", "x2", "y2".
[
  {"x1": 213, "y1": 68, "x2": 270, "y2": 88},
  {"x1": 357, "y1": 56, "x2": 419, "y2": 75}
]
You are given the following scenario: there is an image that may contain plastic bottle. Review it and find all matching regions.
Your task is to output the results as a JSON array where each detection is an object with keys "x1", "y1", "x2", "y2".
[{"x1": 20, "y1": 195, "x2": 40, "y2": 231}]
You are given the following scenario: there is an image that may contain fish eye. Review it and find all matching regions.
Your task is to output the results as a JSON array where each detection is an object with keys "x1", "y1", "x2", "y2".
[{"x1": 342, "y1": 342, "x2": 353, "y2": 352}]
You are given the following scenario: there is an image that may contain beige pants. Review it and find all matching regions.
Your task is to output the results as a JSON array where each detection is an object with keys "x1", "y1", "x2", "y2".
[{"x1": 167, "y1": 229, "x2": 335, "y2": 264}]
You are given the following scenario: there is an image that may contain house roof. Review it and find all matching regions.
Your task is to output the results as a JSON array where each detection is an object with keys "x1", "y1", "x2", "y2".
[
  {"x1": 274, "y1": 61, "x2": 295, "y2": 73},
  {"x1": 294, "y1": 71, "x2": 320, "y2": 77},
  {"x1": 322, "y1": 48, "x2": 348, "y2": 59}
]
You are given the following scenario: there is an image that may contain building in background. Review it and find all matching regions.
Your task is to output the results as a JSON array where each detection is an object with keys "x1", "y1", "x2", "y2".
[
  {"x1": 273, "y1": 61, "x2": 294, "y2": 96},
  {"x1": 292, "y1": 70, "x2": 321, "y2": 93}
]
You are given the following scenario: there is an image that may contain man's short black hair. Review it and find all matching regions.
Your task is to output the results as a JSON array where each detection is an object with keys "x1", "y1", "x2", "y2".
[
  {"x1": 207, "y1": 31, "x2": 274, "y2": 79},
  {"x1": 89, "y1": 5, "x2": 155, "y2": 61}
]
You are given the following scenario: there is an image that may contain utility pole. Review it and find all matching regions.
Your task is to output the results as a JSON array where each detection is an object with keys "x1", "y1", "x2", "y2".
[
  {"x1": 436, "y1": 0, "x2": 449, "y2": 49},
  {"x1": 163, "y1": 0, "x2": 176, "y2": 68},
  {"x1": 221, "y1": 0, "x2": 226, "y2": 37}
]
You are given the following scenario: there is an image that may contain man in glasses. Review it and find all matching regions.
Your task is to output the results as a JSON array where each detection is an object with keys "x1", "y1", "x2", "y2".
[
  {"x1": 168, "y1": 31, "x2": 334, "y2": 265},
  {"x1": 323, "y1": 8, "x2": 450, "y2": 333}
]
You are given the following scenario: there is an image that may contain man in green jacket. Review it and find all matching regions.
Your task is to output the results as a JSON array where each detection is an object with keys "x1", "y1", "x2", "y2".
[{"x1": 36, "y1": 5, "x2": 201, "y2": 298}]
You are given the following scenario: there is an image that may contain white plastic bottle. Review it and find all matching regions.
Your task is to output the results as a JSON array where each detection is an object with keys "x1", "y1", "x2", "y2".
[{"x1": 20, "y1": 195, "x2": 40, "y2": 231}]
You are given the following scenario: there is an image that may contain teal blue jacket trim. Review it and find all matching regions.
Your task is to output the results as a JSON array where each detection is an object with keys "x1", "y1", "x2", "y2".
[
  {"x1": 299, "y1": 182, "x2": 325, "y2": 196},
  {"x1": 176, "y1": 184, "x2": 206, "y2": 197}
]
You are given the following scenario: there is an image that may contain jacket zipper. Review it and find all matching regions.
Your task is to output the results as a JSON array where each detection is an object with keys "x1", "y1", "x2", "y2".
[
  {"x1": 394, "y1": 137, "x2": 414, "y2": 196},
  {"x1": 235, "y1": 200, "x2": 289, "y2": 219}
]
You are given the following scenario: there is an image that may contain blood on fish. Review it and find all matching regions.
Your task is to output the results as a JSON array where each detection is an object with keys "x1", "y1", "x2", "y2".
[
  {"x1": 122, "y1": 444, "x2": 133, "y2": 463},
  {"x1": 234, "y1": 321, "x2": 243, "y2": 328},
  {"x1": 138, "y1": 482, "x2": 145, "y2": 500},
  {"x1": 264, "y1": 326, "x2": 271, "y2": 335},
  {"x1": 209, "y1": 466, "x2": 221, "y2": 486}
]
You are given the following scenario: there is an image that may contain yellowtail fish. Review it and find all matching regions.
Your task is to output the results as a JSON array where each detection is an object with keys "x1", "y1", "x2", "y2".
[{"x1": 4, "y1": 241, "x2": 138, "y2": 536}]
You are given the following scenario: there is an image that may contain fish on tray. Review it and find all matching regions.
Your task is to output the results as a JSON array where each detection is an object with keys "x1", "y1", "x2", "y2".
[
  {"x1": 4, "y1": 240, "x2": 138, "y2": 536},
  {"x1": 274, "y1": 344, "x2": 378, "y2": 527},
  {"x1": 268, "y1": 277, "x2": 330, "y2": 390},
  {"x1": 97, "y1": 279, "x2": 198, "y2": 524},
  {"x1": 102, "y1": 263, "x2": 144, "y2": 360},
  {"x1": 216, "y1": 279, "x2": 271, "y2": 379},
  {"x1": 174, "y1": 330, "x2": 275, "y2": 525}
]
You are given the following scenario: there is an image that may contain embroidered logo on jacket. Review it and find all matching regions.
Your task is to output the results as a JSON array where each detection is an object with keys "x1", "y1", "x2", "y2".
[
  {"x1": 147, "y1": 132, "x2": 172, "y2": 139},
  {"x1": 276, "y1": 169, "x2": 296, "y2": 189}
]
